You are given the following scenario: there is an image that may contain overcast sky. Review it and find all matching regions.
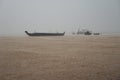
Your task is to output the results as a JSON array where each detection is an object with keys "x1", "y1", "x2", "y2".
[{"x1": 0, "y1": 0, "x2": 120, "y2": 35}]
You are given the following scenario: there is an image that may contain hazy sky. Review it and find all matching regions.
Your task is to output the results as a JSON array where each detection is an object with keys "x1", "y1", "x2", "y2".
[{"x1": 0, "y1": 0, "x2": 120, "y2": 35}]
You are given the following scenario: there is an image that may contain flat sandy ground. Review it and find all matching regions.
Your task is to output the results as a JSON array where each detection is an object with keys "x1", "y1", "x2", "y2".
[{"x1": 0, "y1": 35, "x2": 120, "y2": 80}]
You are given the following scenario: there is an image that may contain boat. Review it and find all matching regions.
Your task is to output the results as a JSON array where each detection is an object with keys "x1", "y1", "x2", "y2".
[
  {"x1": 93, "y1": 33, "x2": 100, "y2": 35},
  {"x1": 84, "y1": 31, "x2": 92, "y2": 35},
  {"x1": 25, "y1": 31, "x2": 65, "y2": 36}
]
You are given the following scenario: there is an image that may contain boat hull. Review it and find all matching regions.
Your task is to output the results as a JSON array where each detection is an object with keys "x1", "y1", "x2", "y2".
[{"x1": 25, "y1": 31, "x2": 65, "y2": 36}]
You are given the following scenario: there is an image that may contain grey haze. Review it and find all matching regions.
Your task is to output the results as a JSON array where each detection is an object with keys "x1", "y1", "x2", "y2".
[{"x1": 0, "y1": 0, "x2": 120, "y2": 36}]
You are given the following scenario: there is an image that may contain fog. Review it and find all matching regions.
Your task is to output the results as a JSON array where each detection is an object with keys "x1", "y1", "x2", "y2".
[{"x1": 0, "y1": 0, "x2": 120, "y2": 36}]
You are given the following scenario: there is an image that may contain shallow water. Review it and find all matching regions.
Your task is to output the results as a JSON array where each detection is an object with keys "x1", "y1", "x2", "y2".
[{"x1": 0, "y1": 36, "x2": 120, "y2": 80}]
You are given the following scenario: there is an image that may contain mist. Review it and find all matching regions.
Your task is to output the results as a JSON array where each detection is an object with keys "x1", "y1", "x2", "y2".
[{"x1": 0, "y1": 0, "x2": 120, "y2": 36}]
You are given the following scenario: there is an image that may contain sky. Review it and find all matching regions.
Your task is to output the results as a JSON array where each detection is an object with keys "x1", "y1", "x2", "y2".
[{"x1": 0, "y1": 0, "x2": 120, "y2": 36}]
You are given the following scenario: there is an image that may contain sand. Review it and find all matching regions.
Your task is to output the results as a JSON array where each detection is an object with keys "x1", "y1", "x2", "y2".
[{"x1": 0, "y1": 35, "x2": 120, "y2": 80}]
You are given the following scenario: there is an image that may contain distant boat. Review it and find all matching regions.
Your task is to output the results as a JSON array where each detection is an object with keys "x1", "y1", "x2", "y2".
[
  {"x1": 84, "y1": 31, "x2": 92, "y2": 35},
  {"x1": 25, "y1": 31, "x2": 65, "y2": 36},
  {"x1": 93, "y1": 33, "x2": 100, "y2": 35}
]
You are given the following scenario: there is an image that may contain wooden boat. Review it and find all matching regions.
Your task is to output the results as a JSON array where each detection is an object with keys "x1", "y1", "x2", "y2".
[{"x1": 25, "y1": 31, "x2": 65, "y2": 36}]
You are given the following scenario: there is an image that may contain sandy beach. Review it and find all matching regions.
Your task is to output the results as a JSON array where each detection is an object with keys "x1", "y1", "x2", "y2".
[{"x1": 0, "y1": 35, "x2": 120, "y2": 80}]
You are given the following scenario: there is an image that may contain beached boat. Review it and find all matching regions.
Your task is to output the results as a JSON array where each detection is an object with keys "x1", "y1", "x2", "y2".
[{"x1": 25, "y1": 31, "x2": 65, "y2": 36}]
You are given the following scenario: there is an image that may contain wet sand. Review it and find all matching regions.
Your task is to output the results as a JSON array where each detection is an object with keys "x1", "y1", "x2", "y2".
[{"x1": 0, "y1": 36, "x2": 120, "y2": 80}]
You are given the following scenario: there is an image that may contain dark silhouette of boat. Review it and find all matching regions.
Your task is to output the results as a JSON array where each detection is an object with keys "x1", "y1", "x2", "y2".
[
  {"x1": 93, "y1": 33, "x2": 100, "y2": 35},
  {"x1": 25, "y1": 31, "x2": 65, "y2": 36},
  {"x1": 84, "y1": 31, "x2": 92, "y2": 35}
]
